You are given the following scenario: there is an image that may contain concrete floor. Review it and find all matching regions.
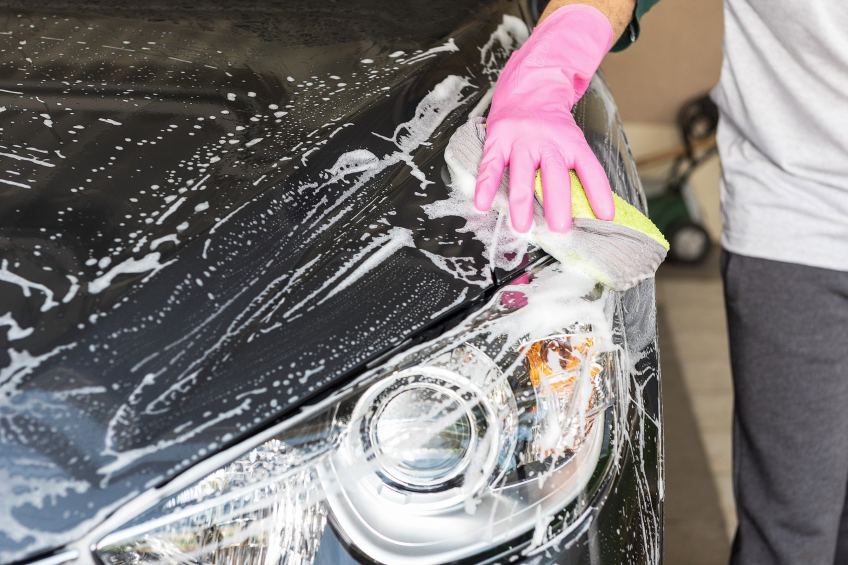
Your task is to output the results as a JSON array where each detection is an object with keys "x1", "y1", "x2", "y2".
[{"x1": 658, "y1": 249, "x2": 736, "y2": 563}]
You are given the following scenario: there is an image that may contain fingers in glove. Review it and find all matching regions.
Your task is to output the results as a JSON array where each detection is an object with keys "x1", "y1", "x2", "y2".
[
  {"x1": 574, "y1": 151, "x2": 614, "y2": 221},
  {"x1": 508, "y1": 146, "x2": 538, "y2": 233},
  {"x1": 474, "y1": 141, "x2": 507, "y2": 212},
  {"x1": 540, "y1": 150, "x2": 572, "y2": 233}
]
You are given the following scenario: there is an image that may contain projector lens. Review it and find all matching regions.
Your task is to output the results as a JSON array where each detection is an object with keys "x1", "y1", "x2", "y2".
[{"x1": 373, "y1": 384, "x2": 476, "y2": 487}]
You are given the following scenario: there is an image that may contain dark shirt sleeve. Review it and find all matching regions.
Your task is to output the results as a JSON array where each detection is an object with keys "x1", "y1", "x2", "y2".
[{"x1": 611, "y1": 0, "x2": 659, "y2": 51}]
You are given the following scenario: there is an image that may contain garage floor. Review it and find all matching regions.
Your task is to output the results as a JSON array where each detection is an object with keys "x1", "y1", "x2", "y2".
[{"x1": 657, "y1": 249, "x2": 735, "y2": 563}]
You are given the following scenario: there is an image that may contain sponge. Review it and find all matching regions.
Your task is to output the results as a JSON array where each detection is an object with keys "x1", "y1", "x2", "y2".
[
  {"x1": 534, "y1": 170, "x2": 669, "y2": 250},
  {"x1": 444, "y1": 118, "x2": 668, "y2": 290}
]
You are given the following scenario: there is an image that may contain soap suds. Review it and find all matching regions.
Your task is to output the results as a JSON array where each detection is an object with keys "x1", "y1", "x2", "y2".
[{"x1": 88, "y1": 253, "x2": 167, "y2": 294}]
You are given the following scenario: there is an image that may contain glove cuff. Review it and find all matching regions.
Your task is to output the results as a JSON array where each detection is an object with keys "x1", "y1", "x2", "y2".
[{"x1": 490, "y1": 4, "x2": 613, "y2": 113}]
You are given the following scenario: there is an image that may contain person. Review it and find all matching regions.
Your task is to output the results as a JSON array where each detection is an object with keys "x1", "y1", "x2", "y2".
[
  {"x1": 478, "y1": 1, "x2": 848, "y2": 564},
  {"x1": 715, "y1": 2, "x2": 848, "y2": 564}
]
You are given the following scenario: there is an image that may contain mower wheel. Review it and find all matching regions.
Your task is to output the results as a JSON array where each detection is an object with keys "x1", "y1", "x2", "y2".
[{"x1": 668, "y1": 221, "x2": 711, "y2": 264}]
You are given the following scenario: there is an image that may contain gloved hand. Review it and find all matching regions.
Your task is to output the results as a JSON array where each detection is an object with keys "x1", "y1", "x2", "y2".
[{"x1": 474, "y1": 5, "x2": 615, "y2": 233}]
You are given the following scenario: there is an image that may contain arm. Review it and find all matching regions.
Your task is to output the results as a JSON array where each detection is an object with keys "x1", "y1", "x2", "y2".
[
  {"x1": 539, "y1": 0, "x2": 636, "y2": 42},
  {"x1": 475, "y1": 1, "x2": 641, "y2": 233}
]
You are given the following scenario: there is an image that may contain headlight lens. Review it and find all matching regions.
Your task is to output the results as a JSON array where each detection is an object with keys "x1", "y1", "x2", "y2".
[
  {"x1": 370, "y1": 378, "x2": 477, "y2": 487},
  {"x1": 96, "y1": 264, "x2": 623, "y2": 564}
]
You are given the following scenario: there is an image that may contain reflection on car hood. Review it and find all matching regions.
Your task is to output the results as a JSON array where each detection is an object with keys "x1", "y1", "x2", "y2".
[{"x1": 0, "y1": 1, "x2": 645, "y2": 561}]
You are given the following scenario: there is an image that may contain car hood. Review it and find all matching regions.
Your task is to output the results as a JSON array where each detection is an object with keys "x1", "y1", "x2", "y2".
[{"x1": 0, "y1": 1, "x2": 547, "y2": 560}]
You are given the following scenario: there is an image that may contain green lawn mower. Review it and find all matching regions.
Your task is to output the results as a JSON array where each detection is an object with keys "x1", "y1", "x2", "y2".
[{"x1": 643, "y1": 94, "x2": 718, "y2": 264}]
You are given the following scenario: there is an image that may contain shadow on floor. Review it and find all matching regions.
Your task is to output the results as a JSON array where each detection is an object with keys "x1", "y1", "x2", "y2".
[{"x1": 659, "y1": 301, "x2": 731, "y2": 564}]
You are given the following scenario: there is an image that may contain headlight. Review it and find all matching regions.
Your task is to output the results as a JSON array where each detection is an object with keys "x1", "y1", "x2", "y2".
[{"x1": 95, "y1": 263, "x2": 624, "y2": 564}]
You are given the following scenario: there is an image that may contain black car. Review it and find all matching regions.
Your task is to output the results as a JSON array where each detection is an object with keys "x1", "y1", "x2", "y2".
[{"x1": 0, "y1": 1, "x2": 663, "y2": 563}]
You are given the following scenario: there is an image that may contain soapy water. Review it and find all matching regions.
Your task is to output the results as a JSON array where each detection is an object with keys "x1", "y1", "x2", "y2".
[
  {"x1": 0, "y1": 10, "x2": 660, "y2": 563},
  {"x1": 85, "y1": 258, "x2": 658, "y2": 565},
  {"x1": 93, "y1": 261, "x2": 619, "y2": 563},
  {"x1": 0, "y1": 13, "x2": 538, "y2": 556}
]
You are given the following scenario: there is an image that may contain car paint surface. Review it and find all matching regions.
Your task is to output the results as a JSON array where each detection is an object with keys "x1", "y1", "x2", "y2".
[{"x1": 0, "y1": 1, "x2": 662, "y2": 562}]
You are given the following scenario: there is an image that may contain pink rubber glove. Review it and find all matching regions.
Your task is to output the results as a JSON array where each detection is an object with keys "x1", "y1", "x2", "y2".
[{"x1": 475, "y1": 5, "x2": 616, "y2": 233}]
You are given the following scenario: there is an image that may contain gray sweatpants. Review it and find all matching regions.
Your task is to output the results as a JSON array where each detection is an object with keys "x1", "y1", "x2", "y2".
[{"x1": 722, "y1": 250, "x2": 848, "y2": 565}]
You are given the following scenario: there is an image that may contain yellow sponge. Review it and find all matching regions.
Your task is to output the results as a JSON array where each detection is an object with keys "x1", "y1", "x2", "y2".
[{"x1": 534, "y1": 171, "x2": 669, "y2": 251}]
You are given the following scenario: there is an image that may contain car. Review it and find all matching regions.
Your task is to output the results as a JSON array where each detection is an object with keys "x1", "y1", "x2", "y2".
[{"x1": 0, "y1": 1, "x2": 663, "y2": 563}]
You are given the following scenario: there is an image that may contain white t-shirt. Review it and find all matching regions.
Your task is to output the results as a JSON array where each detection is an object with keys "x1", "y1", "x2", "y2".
[{"x1": 712, "y1": 0, "x2": 848, "y2": 271}]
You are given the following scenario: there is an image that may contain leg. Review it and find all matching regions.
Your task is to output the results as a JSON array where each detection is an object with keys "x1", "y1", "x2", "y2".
[{"x1": 721, "y1": 251, "x2": 848, "y2": 565}]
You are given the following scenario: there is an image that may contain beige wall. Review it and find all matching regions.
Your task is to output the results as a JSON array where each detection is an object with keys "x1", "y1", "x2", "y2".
[{"x1": 601, "y1": 0, "x2": 725, "y2": 124}]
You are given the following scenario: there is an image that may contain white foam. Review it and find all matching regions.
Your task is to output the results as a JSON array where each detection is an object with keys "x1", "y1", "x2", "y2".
[
  {"x1": 0, "y1": 312, "x2": 33, "y2": 340},
  {"x1": 0, "y1": 259, "x2": 58, "y2": 311},
  {"x1": 88, "y1": 252, "x2": 166, "y2": 294},
  {"x1": 479, "y1": 15, "x2": 529, "y2": 79},
  {"x1": 319, "y1": 227, "x2": 415, "y2": 303},
  {"x1": 401, "y1": 38, "x2": 459, "y2": 65},
  {"x1": 0, "y1": 150, "x2": 55, "y2": 168}
]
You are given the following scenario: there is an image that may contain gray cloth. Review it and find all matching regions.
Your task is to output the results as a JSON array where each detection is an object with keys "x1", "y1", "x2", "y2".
[
  {"x1": 713, "y1": 1, "x2": 848, "y2": 272},
  {"x1": 444, "y1": 118, "x2": 666, "y2": 291},
  {"x1": 721, "y1": 250, "x2": 848, "y2": 565}
]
